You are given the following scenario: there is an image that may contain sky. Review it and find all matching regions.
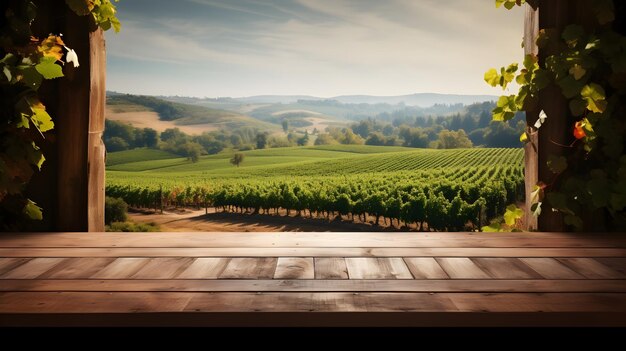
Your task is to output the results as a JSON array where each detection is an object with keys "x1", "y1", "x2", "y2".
[{"x1": 106, "y1": 0, "x2": 525, "y2": 98}]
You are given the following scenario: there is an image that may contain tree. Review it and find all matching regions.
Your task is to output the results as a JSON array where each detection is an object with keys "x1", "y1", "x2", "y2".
[
  {"x1": 230, "y1": 153, "x2": 245, "y2": 167},
  {"x1": 256, "y1": 132, "x2": 268, "y2": 149},
  {"x1": 282, "y1": 120, "x2": 289, "y2": 133},
  {"x1": 365, "y1": 132, "x2": 386, "y2": 146},
  {"x1": 437, "y1": 129, "x2": 473, "y2": 149},
  {"x1": 182, "y1": 142, "x2": 204, "y2": 163},
  {"x1": 143, "y1": 128, "x2": 159, "y2": 148},
  {"x1": 161, "y1": 128, "x2": 186, "y2": 143},
  {"x1": 106, "y1": 137, "x2": 130, "y2": 152},
  {"x1": 297, "y1": 130, "x2": 309, "y2": 146},
  {"x1": 314, "y1": 133, "x2": 337, "y2": 145}
]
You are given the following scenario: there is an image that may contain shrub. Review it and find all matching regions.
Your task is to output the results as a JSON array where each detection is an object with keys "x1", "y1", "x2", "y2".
[
  {"x1": 106, "y1": 221, "x2": 160, "y2": 232},
  {"x1": 105, "y1": 197, "x2": 128, "y2": 225}
]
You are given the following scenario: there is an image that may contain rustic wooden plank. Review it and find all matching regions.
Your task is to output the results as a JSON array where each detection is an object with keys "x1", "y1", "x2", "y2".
[
  {"x1": 87, "y1": 28, "x2": 106, "y2": 232},
  {"x1": 1, "y1": 232, "x2": 624, "y2": 248},
  {"x1": 523, "y1": 1, "x2": 539, "y2": 231},
  {"x1": 0, "y1": 292, "x2": 192, "y2": 313},
  {"x1": 131, "y1": 258, "x2": 195, "y2": 279},
  {"x1": 3, "y1": 279, "x2": 625, "y2": 293},
  {"x1": 345, "y1": 258, "x2": 412, "y2": 279},
  {"x1": 2, "y1": 247, "x2": 626, "y2": 258},
  {"x1": 436, "y1": 258, "x2": 491, "y2": 279},
  {"x1": 520, "y1": 258, "x2": 584, "y2": 279},
  {"x1": 177, "y1": 258, "x2": 230, "y2": 279},
  {"x1": 595, "y1": 258, "x2": 626, "y2": 276},
  {"x1": 471, "y1": 258, "x2": 543, "y2": 279},
  {"x1": 219, "y1": 258, "x2": 277, "y2": 279},
  {"x1": 90, "y1": 258, "x2": 151, "y2": 279},
  {"x1": 448, "y1": 292, "x2": 626, "y2": 312},
  {"x1": 2, "y1": 292, "x2": 625, "y2": 314},
  {"x1": 558, "y1": 258, "x2": 625, "y2": 279},
  {"x1": 38, "y1": 258, "x2": 115, "y2": 279},
  {"x1": 274, "y1": 258, "x2": 314, "y2": 279},
  {"x1": 0, "y1": 258, "x2": 66, "y2": 279},
  {"x1": 314, "y1": 258, "x2": 348, "y2": 279},
  {"x1": 403, "y1": 258, "x2": 449, "y2": 279},
  {"x1": 0, "y1": 258, "x2": 31, "y2": 276}
]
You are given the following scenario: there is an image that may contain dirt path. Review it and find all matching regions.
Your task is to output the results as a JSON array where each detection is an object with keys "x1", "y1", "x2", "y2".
[{"x1": 129, "y1": 208, "x2": 403, "y2": 232}]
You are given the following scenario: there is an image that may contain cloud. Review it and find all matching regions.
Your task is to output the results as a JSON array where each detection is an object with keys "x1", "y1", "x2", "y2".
[{"x1": 107, "y1": 0, "x2": 525, "y2": 97}]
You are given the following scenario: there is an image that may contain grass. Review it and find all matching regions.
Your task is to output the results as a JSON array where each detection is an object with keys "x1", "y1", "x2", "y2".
[
  {"x1": 106, "y1": 145, "x2": 523, "y2": 187},
  {"x1": 106, "y1": 148, "x2": 180, "y2": 167}
]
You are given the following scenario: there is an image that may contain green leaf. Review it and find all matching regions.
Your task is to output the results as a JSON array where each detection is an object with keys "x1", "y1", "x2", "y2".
[
  {"x1": 35, "y1": 57, "x2": 64, "y2": 80},
  {"x1": 547, "y1": 155, "x2": 568, "y2": 174},
  {"x1": 569, "y1": 99, "x2": 587, "y2": 116},
  {"x1": 31, "y1": 107, "x2": 54, "y2": 133},
  {"x1": 23, "y1": 200, "x2": 43, "y2": 221},
  {"x1": 587, "y1": 178, "x2": 610, "y2": 208},
  {"x1": 16, "y1": 113, "x2": 30, "y2": 129},
  {"x1": 484, "y1": 69, "x2": 499, "y2": 87},
  {"x1": 531, "y1": 202, "x2": 542, "y2": 217},
  {"x1": 558, "y1": 75, "x2": 584, "y2": 99},
  {"x1": 562, "y1": 25, "x2": 585, "y2": 48},
  {"x1": 503, "y1": 204, "x2": 523, "y2": 226},
  {"x1": 482, "y1": 223, "x2": 501, "y2": 232},
  {"x1": 19, "y1": 66, "x2": 43, "y2": 90},
  {"x1": 569, "y1": 64, "x2": 586, "y2": 80},
  {"x1": 520, "y1": 132, "x2": 528, "y2": 143},
  {"x1": 492, "y1": 95, "x2": 517, "y2": 121},
  {"x1": 581, "y1": 83, "x2": 607, "y2": 113},
  {"x1": 564, "y1": 215, "x2": 583, "y2": 230}
]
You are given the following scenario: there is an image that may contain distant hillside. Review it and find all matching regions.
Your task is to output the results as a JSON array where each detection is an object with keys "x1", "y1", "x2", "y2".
[
  {"x1": 232, "y1": 93, "x2": 497, "y2": 107},
  {"x1": 106, "y1": 94, "x2": 279, "y2": 134}
]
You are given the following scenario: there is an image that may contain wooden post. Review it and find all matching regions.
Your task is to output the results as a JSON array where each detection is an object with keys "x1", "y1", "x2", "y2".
[
  {"x1": 27, "y1": 1, "x2": 106, "y2": 232},
  {"x1": 87, "y1": 29, "x2": 106, "y2": 232},
  {"x1": 523, "y1": 4, "x2": 539, "y2": 231}
]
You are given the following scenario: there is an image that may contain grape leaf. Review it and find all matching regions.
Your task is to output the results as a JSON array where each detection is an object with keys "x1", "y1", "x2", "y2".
[
  {"x1": 31, "y1": 106, "x2": 54, "y2": 133},
  {"x1": 35, "y1": 57, "x2": 64, "y2": 80},
  {"x1": 569, "y1": 64, "x2": 586, "y2": 80},
  {"x1": 547, "y1": 155, "x2": 568, "y2": 174},
  {"x1": 23, "y1": 200, "x2": 43, "y2": 221},
  {"x1": 504, "y1": 204, "x2": 523, "y2": 226},
  {"x1": 581, "y1": 83, "x2": 607, "y2": 113},
  {"x1": 484, "y1": 69, "x2": 499, "y2": 87}
]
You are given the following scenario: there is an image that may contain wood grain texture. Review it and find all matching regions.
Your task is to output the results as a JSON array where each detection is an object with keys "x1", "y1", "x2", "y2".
[
  {"x1": 403, "y1": 258, "x2": 449, "y2": 279},
  {"x1": 314, "y1": 258, "x2": 348, "y2": 279},
  {"x1": 471, "y1": 258, "x2": 543, "y2": 279},
  {"x1": 177, "y1": 258, "x2": 230, "y2": 279},
  {"x1": 2, "y1": 233, "x2": 624, "y2": 248},
  {"x1": 0, "y1": 258, "x2": 66, "y2": 279},
  {"x1": 558, "y1": 258, "x2": 625, "y2": 279},
  {"x1": 90, "y1": 258, "x2": 151, "y2": 279},
  {"x1": 274, "y1": 258, "x2": 314, "y2": 279},
  {"x1": 0, "y1": 258, "x2": 31, "y2": 276},
  {"x1": 87, "y1": 28, "x2": 106, "y2": 232},
  {"x1": 219, "y1": 258, "x2": 277, "y2": 279},
  {"x1": 436, "y1": 258, "x2": 491, "y2": 279},
  {"x1": 38, "y1": 258, "x2": 115, "y2": 279},
  {"x1": 345, "y1": 258, "x2": 412, "y2": 279},
  {"x1": 2, "y1": 279, "x2": 624, "y2": 293},
  {"x1": 520, "y1": 258, "x2": 583, "y2": 279},
  {"x1": 131, "y1": 258, "x2": 194, "y2": 279},
  {"x1": 3, "y1": 247, "x2": 625, "y2": 258}
]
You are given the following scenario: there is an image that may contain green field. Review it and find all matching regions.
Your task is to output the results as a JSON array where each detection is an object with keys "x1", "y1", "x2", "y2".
[{"x1": 106, "y1": 145, "x2": 524, "y2": 231}]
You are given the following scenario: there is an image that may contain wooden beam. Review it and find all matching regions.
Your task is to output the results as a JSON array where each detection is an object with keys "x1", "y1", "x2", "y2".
[
  {"x1": 523, "y1": 4, "x2": 539, "y2": 231},
  {"x1": 87, "y1": 29, "x2": 106, "y2": 232}
]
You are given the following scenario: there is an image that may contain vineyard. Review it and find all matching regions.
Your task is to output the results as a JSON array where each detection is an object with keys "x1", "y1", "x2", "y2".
[{"x1": 106, "y1": 146, "x2": 524, "y2": 231}]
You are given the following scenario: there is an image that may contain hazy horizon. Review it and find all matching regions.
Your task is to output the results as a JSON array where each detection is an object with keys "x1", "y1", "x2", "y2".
[{"x1": 107, "y1": 0, "x2": 524, "y2": 98}]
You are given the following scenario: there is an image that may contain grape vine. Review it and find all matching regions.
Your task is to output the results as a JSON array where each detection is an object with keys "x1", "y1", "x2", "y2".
[
  {"x1": 486, "y1": 0, "x2": 626, "y2": 230},
  {"x1": 0, "y1": 0, "x2": 121, "y2": 230}
]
